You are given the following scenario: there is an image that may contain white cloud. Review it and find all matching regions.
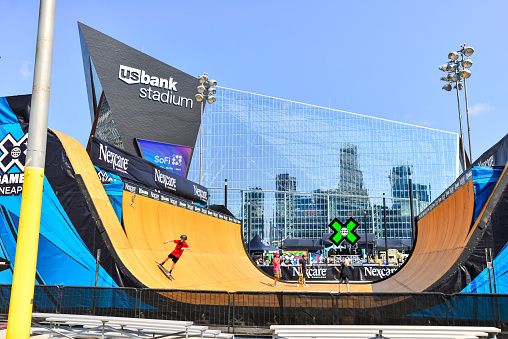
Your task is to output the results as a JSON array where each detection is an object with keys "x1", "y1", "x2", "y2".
[
  {"x1": 402, "y1": 114, "x2": 434, "y2": 127},
  {"x1": 468, "y1": 102, "x2": 494, "y2": 116},
  {"x1": 19, "y1": 61, "x2": 32, "y2": 78}
]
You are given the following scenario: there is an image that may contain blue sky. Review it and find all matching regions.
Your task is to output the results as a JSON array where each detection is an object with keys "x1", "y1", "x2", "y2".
[{"x1": 1, "y1": 1, "x2": 507, "y2": 162}]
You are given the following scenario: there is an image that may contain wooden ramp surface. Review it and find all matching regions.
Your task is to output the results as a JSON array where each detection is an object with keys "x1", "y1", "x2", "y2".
[{"x1": 55, "y1": 130, "x2": 498, "y2": 293}]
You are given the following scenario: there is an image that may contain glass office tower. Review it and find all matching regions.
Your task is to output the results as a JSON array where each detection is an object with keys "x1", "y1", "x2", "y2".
[{"x1": 187, "y1": 87, "x2": 459, "y2": 242}]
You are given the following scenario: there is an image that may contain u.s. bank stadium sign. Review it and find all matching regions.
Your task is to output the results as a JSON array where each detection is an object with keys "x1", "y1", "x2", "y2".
[
  {"x1": 118, "y1": 65, "x2": 194, "y2": 109},
  {"x1": 79, "y1": 22, "x2": 203, "y2": 156}
]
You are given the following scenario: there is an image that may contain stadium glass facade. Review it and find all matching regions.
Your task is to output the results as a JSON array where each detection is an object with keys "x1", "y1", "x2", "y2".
[
  {"x1": 187, "y1": 87, "x2": 460, "y2": 244},
  {"x1": 80, "y1": 25, "x2": 459, "y2": 246}
]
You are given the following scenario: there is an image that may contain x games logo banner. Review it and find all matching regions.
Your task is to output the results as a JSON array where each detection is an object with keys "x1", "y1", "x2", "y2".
[
  {"x1": 328, "y1": 217, "x2": 361, "y2": 247},
  {"x1": 0, "y1": 132, "x2": 28, "y2": 196}
]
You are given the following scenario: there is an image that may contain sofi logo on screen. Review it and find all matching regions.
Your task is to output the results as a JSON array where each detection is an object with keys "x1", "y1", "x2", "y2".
[
  {"x1": 137, "y1": 139, "x2": 192, "y2": 178},
  {"x1": 118, "y1": 65, "x2": 193, "y2": 109}
]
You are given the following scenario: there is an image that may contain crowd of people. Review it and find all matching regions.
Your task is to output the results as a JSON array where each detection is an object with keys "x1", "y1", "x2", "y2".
[{"x1": 254, "y1": 252, "x2": 353, "y2": 290}]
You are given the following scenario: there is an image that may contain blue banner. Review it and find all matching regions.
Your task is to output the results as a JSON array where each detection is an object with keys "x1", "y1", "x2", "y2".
[{"x1": 136, "y1": 138, "x2": 192, "y2": 178}]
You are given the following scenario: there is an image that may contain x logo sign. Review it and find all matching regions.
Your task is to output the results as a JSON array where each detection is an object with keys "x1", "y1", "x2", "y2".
[{"x1": 329, "y1": 217, "x2": 360, "y2": 246}]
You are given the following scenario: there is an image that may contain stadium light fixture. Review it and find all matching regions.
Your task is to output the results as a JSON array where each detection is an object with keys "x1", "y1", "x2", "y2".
[
  {"x1": 197, "y1": 84, "x2": 206, "y2": 93},
  {"x1": 442, "y1": 83, "x2": 452, "y2": 91},
  {"x1": 198, "y1": 74, "x2": 208, "y2": 83},
  {"x1": 449, "y1": 72, "x2": 460, "y2": 82},
  {"x1": 195, "y1": 93, "x2": 204, "y2": 102},
  {"x1": 460, "y1": 69, "x2": 471, "y2": 79},
  {"x1": 462, "y1": 59, "x2": 473, "y2": 68},
  {"x1": 446, "y1": 63, "x2": 457, "y2": 72},
  {"x1": 463, "y1": 46, "x2": 474, "y2": 57},
  {"x1": 196, "y1": 73, "x2": 218, "y2": 185},
  {"x1": 448, "y1": 51, "x2": 459, "y2": 60}
]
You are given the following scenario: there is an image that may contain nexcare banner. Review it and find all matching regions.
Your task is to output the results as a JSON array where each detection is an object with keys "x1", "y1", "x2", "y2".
[
  {"x1": 90, "y1": 137, "x2": 208, "y2": 204},
  {"x1": 472, "y1": 132, "x2": 508, "y2": 167},
  {"x1": 136, "y1": 138, "x2": 192, "y2": 178},
  {"x1": 259, "y1": 265, "x2": 399, "y2": 282}
]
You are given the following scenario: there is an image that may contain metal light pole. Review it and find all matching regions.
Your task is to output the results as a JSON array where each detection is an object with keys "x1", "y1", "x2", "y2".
[
  {"x1": 455, "y1": 81, "x2": 467, "y2": 169},
  {"x1": 440, "y1": 44, "x2": 475, "y2": 168},
  {"x1": 7, "y1": 1, "x2": 56, "y2": 337},
  {"x1": 195, "y1": 74, "x2": 217, "y2": 185},
  {"x1": 463, "y1": 77, "x2": 472, "y2": 161},
  {"x1": 383, "y1": 193, "x2": 388, "y2": 265},
  {"x1": 224, "y1": 178, "x2": 228, "y2": 209},
  {"x1": 363, "y1": 210, "x2": 368, "y2": 258},
  {"x1": 460, "y1": 44, "x2": 475, "y2": 161},
  {"x1": 247, "y1": 202, "x2": 251, "y2": 255},
  {"x1": 199, "y1": 100, "x2": 204, "y2": 184},
  {"x1": 408, "y1": 169, "x2": 415, "y2": 248}
]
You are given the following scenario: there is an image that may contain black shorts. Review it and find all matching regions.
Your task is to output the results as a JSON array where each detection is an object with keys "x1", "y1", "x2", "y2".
[
  {"x1": 168, "y1": 253, "x2": 180, "y2": 263},
  {"x1": 339, "y1": 276, "x2": 349, "y2": 284}
]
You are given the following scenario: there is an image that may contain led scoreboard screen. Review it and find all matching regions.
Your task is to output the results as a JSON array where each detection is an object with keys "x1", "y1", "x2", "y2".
[{"x1": 136, "y1": 138, "x2": 192, "y2": 178}]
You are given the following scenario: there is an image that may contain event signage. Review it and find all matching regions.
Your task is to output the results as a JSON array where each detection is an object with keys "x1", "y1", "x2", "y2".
[
  {"x1": 79, "y1": 23, "x2": 203, "y2": 157},
  {"x1": 0, "y1": 124, "x2": 28, "y2": 196},
  {"x1": 363, "y1": 266, "x2": 398, "y2": 279},
  {"x1": 136, "y1": 138, "x2": 192, "y2": 178},
  {"x1": 118, "y1": 65, "x2": 194, "y2": 109},
  {"x1": 328, "y1": 217, "x2": 360, "y2": 246},
  {"x1": 91, "y1": 137, "x2": 208, "y2": 204},
  {"x1": 122, "y1": 180, "x2": 240, "y2": 224},
  {"x1": 473, "y1": 133, "x2": 508, "y2": 167},
  {"x1": 259, "y1": 265, "x2": 399, "y2": 282}
]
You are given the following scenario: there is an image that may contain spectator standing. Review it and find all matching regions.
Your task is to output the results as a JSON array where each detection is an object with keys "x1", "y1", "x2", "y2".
[
  {"x1": 273, "y1": 252, "x2": 282, "y2": 287},
  {"x1": 334, "y1": 257, "x2": 351, "y2": 293},
  {"x1": 297, "y1": 253, "x2": 309, "y2": 287}
]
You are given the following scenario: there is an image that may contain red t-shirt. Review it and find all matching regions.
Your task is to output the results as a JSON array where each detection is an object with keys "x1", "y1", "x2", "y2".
[{"x1": 171, "y1": 240, "x2": 189, "y2": 258}]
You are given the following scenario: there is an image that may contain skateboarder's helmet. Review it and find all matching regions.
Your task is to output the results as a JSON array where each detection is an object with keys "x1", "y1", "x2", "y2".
[{"x1": 180, "y1": 235, "x2": 188, "y2": 240}]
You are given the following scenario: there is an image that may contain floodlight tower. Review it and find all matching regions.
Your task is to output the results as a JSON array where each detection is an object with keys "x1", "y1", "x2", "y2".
[
  {"x1": 439, "y1": 44, "x2": 475, "y2": 168},
  {"x1": 195, "y1": 74, "x2": 217, "y2": 185}
]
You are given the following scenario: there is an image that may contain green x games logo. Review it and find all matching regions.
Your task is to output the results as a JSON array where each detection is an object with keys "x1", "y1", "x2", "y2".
[{"x1": 329, "y1": 217, "x2": 360, "y2": 246}]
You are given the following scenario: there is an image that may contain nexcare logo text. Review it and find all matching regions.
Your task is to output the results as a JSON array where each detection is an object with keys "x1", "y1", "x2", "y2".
[
  {"x1": 99, "y1": 144, "x2": 129, "y2": 174},
  {"x1": 118, "y1": 65, "x2": 193, "y2": 109}
]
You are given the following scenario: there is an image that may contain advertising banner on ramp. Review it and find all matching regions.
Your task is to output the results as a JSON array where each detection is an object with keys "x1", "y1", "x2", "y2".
[
  {"x1": 259, "y1": 265, "x2": 399, "y2": 282},
  {"x1": 473, "y1": 132, "x2": 508, "y2": 167},
  {"x1": 90, "y1": 137, "x2": 208, "y2": 204}
]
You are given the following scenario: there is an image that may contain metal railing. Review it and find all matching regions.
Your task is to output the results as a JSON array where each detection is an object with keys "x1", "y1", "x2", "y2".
[{"x1": 0, "y1": 285, "x2": 506, "y2": 331}]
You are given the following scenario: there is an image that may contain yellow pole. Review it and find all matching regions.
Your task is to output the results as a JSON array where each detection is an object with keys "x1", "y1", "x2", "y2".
[
  {"x1": 6, "y1": 169, "x2": 44, "y2": 338},
  {"x1": 6, "y1": 0, "x2": 55, "y2": 337}
]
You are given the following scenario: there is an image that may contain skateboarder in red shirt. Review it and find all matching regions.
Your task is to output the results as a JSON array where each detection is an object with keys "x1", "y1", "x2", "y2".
[{"x1": 158, "y1": 235, "x2": 191, "y2": 275}]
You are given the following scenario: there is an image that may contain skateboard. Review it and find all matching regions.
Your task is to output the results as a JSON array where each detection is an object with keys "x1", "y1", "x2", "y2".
[
  {"x1": 297, "y1": 273, "x2": 304, "y2": 285},
  {"x1": 156, "y1": 261, "x2": 174, "y2": 280}
]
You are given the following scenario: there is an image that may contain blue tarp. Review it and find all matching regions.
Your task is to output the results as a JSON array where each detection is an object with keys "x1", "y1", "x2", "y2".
[
  {"x1": 462, "y1": 241, "x2": 508, "y2": 293},
  {"x1": 95, "y1": 166, "x2": 123, "y2": 223},
  {"x1": 472, "y1": 166, "x2": 503, "y2": 222},
  {"x1": 0, "y1": 100, "x2": 117, "y2": 287}
]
